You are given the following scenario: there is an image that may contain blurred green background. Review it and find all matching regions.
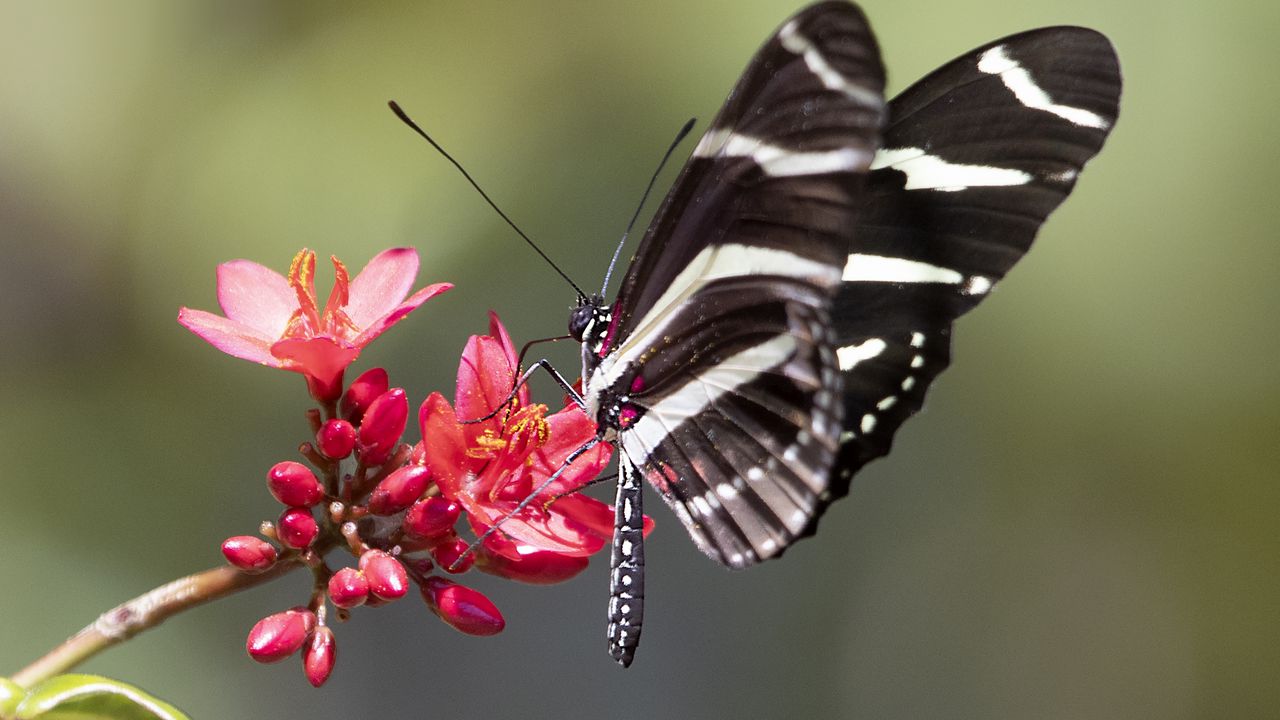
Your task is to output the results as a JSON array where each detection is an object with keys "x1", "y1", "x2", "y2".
[{"x1": 1, "y1": 1, "x2": 1276, "y2": 718}]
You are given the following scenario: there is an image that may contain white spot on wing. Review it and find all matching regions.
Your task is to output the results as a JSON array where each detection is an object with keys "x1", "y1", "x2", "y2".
[
  {"x1": 963, "y1": 275, "x2": 994, "y2": 295},
  {"x1": 872, "y1": 146, "x2": 1032, "y2": 191},
  {"x1": 789, "y1": 509, "x2": 809, "y2": 527},
  {"x1": 978, "y1": 45, "x2": 1110, "y2": 130},
  {"x1": 861, "y1": 413, "x2": 877, "y2": 433},
  {"x1": 692, "y1": 495, "x2": 714, "y2": 517},
  {"x1": 910, "y1": 332, "x2": 926, "y2": 348},
  {"x1": 837, "y1": 337, "x2": 887, "y2": 371}
]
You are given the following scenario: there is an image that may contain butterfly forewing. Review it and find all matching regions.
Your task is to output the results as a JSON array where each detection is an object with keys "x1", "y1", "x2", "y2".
[
  {"x1": 826, "y1": 27, "x2": 1121, "y2": 497},
  {"x1": 587, "y1": 1, "x2": 887, "y2": 569}
]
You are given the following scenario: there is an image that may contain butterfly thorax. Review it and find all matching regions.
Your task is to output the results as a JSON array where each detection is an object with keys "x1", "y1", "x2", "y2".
[{"x1": 570, "y1": 295, "x2": 645, "y2": 441}]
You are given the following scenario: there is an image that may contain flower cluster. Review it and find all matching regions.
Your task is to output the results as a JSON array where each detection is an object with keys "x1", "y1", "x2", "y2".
[{"x1": 184, "y1": 249, "x2": 636, "y2": 687}]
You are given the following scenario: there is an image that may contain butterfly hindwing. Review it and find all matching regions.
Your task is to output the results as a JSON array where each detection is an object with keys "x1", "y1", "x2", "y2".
[{"x1": 826, "y1": 27, "x2": 1122, "y2": 500}]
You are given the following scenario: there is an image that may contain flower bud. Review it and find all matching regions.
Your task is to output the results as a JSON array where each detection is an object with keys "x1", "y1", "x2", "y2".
[
  {"x1": 327, "y1": 567, "x2": 369, "y2": 609},
  {"x1": 246, "y1": 608, "x2": 314, "y2": 663},
  {"x1": 316, "y1": 419, "x2": 357, "y2": 459},
  {"x1": 430, "y1": 536, "x2": 474, "y2": 574},
  {"x1": 221, "y1": 535, "x2": 278, "y2": 573},
  {"x1": 303, "y1": 626, "x2": 337, "y2": 688},
  {"x1": 422, "y1": 577, "x2": 505, "y2": 636},
  {"x1": 356, "y1": 388, "x2": 408, "y2": 466},
  {"x1": 277, "y1": 508, "x2": 319, "y2": 549},
  {"x1": 341, "y1": 368, "x2": 389, "y2": 423},
  {"x1": 367, "y1": 464, "x2": 431, "y2": 516},
  {"x1": 359, "y1": 550, "x2": 409, "y2": 600},
  {"x1": 266, "y1": 461, "x2": 325, "y2": 507},
  {"x1": 403, "y1": 497, "x2": 460, "y2": 539},
  {"x1": 476, "y1": 537, "x2": 589, "y2": 585}
]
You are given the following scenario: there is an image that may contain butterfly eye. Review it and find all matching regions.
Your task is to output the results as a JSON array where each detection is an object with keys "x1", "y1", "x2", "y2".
[{"x1": 567, "y1": 305, "x2": 594, "y2": 341}]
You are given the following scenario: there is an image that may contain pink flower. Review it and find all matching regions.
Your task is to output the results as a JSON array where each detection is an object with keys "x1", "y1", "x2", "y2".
[
  {"x1": 419, "y1": 312, "x2": 648, "y2": 557},
  {"x1": 179, "y1": 248, "x2": 451, "y2": 398}
]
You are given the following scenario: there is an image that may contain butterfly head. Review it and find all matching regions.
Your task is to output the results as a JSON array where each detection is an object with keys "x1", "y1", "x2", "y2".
[{"x1": 569, "y1": 294, "x2": 611, "y2": 346}]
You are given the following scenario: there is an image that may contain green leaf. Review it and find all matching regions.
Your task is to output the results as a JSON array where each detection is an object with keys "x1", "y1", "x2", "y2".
[
  {"x1": 0, "y1": 678, "x2": 26, "y2": 717},
  {"x1": 11, "y1": 675, "x2": 189, "y2": 720}
]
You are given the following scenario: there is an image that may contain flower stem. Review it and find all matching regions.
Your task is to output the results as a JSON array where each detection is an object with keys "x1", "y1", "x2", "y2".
[{"x1": 10, "y1": 559, "x2": 303, "y2": 688}]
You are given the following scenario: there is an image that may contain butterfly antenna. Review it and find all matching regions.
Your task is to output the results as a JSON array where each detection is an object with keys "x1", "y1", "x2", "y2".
[
  {"x1": 599, "y1": 117, "x2": 697, "y2": 298},
  {"x1": 389, "y1": 101, "x2": 588, "y2": 301}
]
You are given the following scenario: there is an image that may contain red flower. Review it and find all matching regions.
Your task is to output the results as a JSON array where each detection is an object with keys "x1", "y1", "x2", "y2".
[
  {"x1": 419, "y1": 312, "x2": 639, "y2": 557},
  {"x1": 179, "y1": 248, "x2": 451, "y2": 398}
]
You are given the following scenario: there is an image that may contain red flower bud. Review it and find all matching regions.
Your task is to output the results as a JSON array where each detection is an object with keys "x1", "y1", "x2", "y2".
[
  {"x1": 356, "y1": 388, "x2": 408, "y2": 466},
  {"x1": 403, "y1": 497, "x2": 460, "y2": 539},
  {"x1": 430, "y1": 536, "x2": 474, "y2": 574},
  {"x1": 422, "y1": 577, "x2": 505, "y2": 636},
  {"x1": 316, "y1": 419, "x2": 357, "y2": 459},
  {"x1": 246, "y1": 608, "x2": 314, "y2": 663},
  {"x1": 359, "y1": 550, "x2": 409, "y2": 600},
  {"x1": 327, "y1": 567, "x2": 369, "y2": 609},
  {"x1": 476, "y1": 538, "x2": 589, "y2": 585},
  {"x1": 341, "y1": 368, "x2": 389, "y2": 423},
  {"x1": 277, "y1": 508, "x2": 319, "y2": 549},
  {"x1": 303, "y1": 626, "x2": 337, "y2": 688},
  {"x1": 266, "y1": 461, "x2": 324, "y2": 507},
  {"x1": 221, "y1": 535, "x2": 278, "y2": 573},
  {"x1": 367, "y1": 464, "x2": 431, "y2": 516}
]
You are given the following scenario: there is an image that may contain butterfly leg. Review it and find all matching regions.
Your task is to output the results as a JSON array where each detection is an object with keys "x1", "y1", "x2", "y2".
[{"x1": 607, "y1": 461, "x2": 645, "y2": 667}]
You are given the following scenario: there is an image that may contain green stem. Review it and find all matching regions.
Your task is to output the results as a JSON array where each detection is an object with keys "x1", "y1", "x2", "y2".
[{"x1": 9, "y1": 559, "x2": 303, "y2": 688}]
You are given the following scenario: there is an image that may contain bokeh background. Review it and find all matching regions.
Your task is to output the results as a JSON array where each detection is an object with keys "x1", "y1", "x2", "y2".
[{"x1": 2, "y1": 1, "x2": 1276, "y2": 718}]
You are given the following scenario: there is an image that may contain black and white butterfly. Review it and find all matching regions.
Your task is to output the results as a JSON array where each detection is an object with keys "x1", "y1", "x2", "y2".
[{"x1": 487, "y1": 1, "x2": 1120, "y2": 666}]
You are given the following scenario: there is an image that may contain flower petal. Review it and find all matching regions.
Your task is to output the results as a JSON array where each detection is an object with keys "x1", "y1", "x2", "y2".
[
  {"x1": 528, "y1": 409, "x2": 612, "y2": 495},
  {"x1": 352, "y1": 282, "x2": 452, "y2": 346},
  {"x1": 418, "y1": 393, "x2": 472, "y2": 499},
  {"x1": 271, "y1": 336, "x2": 360, "y2": 386},
  {"x1": 215, "y1": 259, "x2": 297, "y2": 337},
  {"x1": 345, "y1": 248, "x2": 420, "y2": 329},
  {"x1": 178, "y1": 307, "x2": 280, "y2": 366},
  {"x1": 489, "y1": 497, "x2": 608, "y2": 556},
  {"x1": 455, "y1": 334, "x2": 522, "y2": 425},
  {"x1": 488, "y1": 312, "x2": 529, "y2": 406}
]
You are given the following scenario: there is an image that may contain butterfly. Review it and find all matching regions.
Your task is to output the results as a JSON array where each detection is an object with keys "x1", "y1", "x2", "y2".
[{"x1": 525, "y1": 0, "x2": 1120, "y2": 666}]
